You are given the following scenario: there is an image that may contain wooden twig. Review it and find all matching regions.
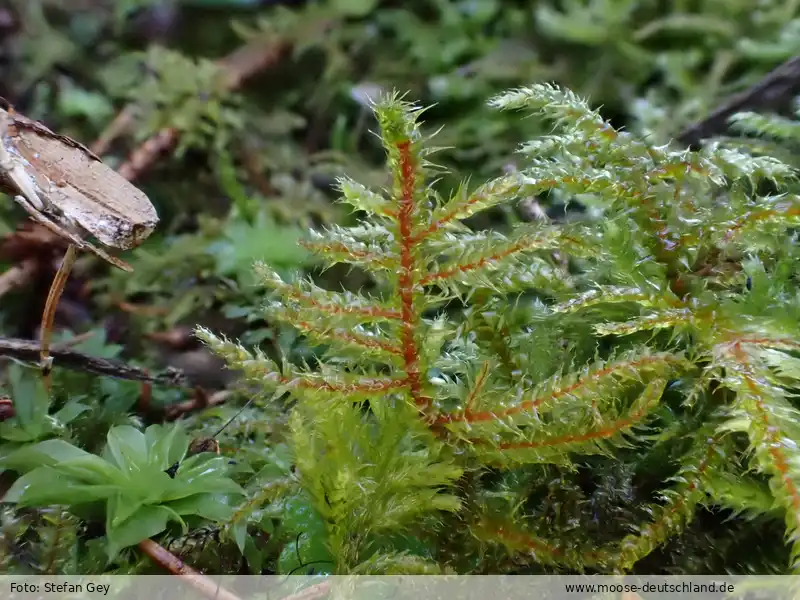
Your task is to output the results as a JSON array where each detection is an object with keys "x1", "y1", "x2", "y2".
[
  {"x1": 115, "y1": 298, "x2": 170, "y2": 317},
  {"x1": 93, "y1": 37, "x2": 293, "y2": 157},
  {"x1": 137, "y1": 539, "x2": 243, "y2": 600},
  {"x1": 141, "y1": 538, "x2": 330, "y2": 600},
  {"x1": 676, "y1": 55, "x2": 800, "y2": 147},
  {"x1": 40, "y1": 244, "x2": 77, "y2": 386},
  {"x1": 89, "y1": 105, "x2": 139, "y2": 156},
  {"x1": 216, "y1": 37, "x2": 292, "y2": 90},
  {"x1": 99, "y1": 37, "x2": 291, "y2": 183},
  {"x1": 280, "y1": 581, "x2": 332, "y2": 600},
  {"x1": 165, "y1": 389, "x2": 234, "y2": 421},
  {"x1": 0, "y1": 258, "x2": 37, "y2": 297},
  {"x1": 0, "y1": 336, "x2": 186, "y2": 385},
  {"x1": 137, "y1": 376, "x2": 153, "y2": 414},
  {"x1": 117, "y1": 128, "x2": 178, "y2": 182}
]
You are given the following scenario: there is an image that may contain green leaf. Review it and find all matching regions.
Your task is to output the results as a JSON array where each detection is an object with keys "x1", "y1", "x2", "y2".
[
  {"x1": 0, "y1": 424, "x2": 54, "y2": 443},
  {"x1": 208, "y1": 211, "x2": 309, "y2": 277},
  {"x1": 57, "y1": 86, "x2": 114, "y2": 126},
  {"x1": 146, "y1": 423, "x2": 189, "y2": 469},
  {"x1": 279, "y1": 493, "x2": 328, "y2": 537},
  {"x1": 231, "y1": 519, "x2": 248, "y2": 554},
  {"x1": 53, "y1": 457, "x2": 128, "y2": 487},
  {"x1": 5, "y1": 467, "x2": 116, "y2": 505},
  {"x1": 104, "y1": 426, "x2": 148, "y2": 472},
  {"x1": 162, "y1": 470, "x2": 244, "y2": 501},
  {"x1": 53, "y1": 400, "x2": 90, "y2": 425},
  {"x1": 58, "y1": 328, "x2": 123, "y2": 359},
  {"x1": 251, "y1": 444, "x2": 295, "y2": 481},
  {"x1": 330, "y1": 0, "x2": 378, "y2": 17},
  {"x1": 0, "y1": 439, "x2": 95, "y2": 471},
  {"x1": 216, "y1": 150, "x2": 257, "y2": 225},
  {"x1": 2, "y1": 363, "x2": 53, "y2": 439},
  {"x1": 165, "y1": 493, "x2": 235, "y2": 521},
  {"x1": 108, "y1": 493, "x2": 145, "y2": 529},
  {"x1": 123, "y1": 468, "x2": 175, "y2": 505},
  {"x1": 243, "y1": 536, "x2": 263, "y2": 574},
  {"x1": 173, "y1": 455, "x2": 239, "y2": 484},
  {"x1": 105, "y1": 505, "x2": 181, "y2": 559},
  {"x1": 277, "y1": 528, "x2": 334, "y2": 575}
]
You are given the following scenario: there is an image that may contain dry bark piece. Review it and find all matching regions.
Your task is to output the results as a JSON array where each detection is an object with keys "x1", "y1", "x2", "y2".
[
  {"x1": 0, "y1": 99, "x2": 159, "y2": 262},
  {"x1": 0, "y1": 98, "x2": 160, "y2": 379}
]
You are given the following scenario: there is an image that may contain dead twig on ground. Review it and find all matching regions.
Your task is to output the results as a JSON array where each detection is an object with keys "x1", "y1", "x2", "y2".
[
  {"x1": 96, "y1": 37, "x2": 292, "y2": 181},
  {"x1": 0, "y1": 223, "x2": 70, "y2": 299},
  {"x1": 137, "y1": 539, "x2": 244, "y2": 600},
  {"x1": 0, "y1": 336, "x2": 185, "y2": 385},
  {"x1": 0, "y1": 259, "x2": 37, "y2": 297},
  {"x1": 280, "y1": 582, "x2": 332, "y2": 600},
  {"x1": 164, "y1": 389, "x2": 234, "y2": 421},
  {"x1": 676, "y1": 55, "x2": 800, "y2": 147},
  {"x1": 90, "y1": 105, "x2": 139, "y2": 156}
]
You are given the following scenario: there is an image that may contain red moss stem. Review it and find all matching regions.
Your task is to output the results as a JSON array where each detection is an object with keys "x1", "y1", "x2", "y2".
[
  {"x1": 436, "y1": 355, "x2": 677, "y2": 425},
  {"x1": 396, "y1": 140, "x2": 424, "y2": 408}
]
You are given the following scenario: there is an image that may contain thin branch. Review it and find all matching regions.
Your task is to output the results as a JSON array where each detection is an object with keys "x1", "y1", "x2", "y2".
[
  {"x1": 280, "y1": 582, "x2": 332, "y2": 600},
  {"x1": 89, "y1": 105, "x2": 138, "y2": 156},
  {"x1": 0, "y1": 259, "x2": 37, "y2": 298},
  {"x1": 138, "y1": 539, "x2": 243, "y2": 600},
  {"x1": 0, "y1": 336, "x2": 186, "y2": 386},
  {"x1": 96, "y1": 37, "x2": 293, "y2": 181},
  {"x1": 676, "y1": 55, "x2": 800, "y2": 147},
  {"x1": 164, "y1": 390, "x2": 234, "y2": 421}
]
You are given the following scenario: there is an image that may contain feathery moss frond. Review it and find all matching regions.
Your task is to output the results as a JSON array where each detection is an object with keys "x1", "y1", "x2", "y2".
[{"x1": 201, "y1": 83, "x2": 800, "y2": 573}]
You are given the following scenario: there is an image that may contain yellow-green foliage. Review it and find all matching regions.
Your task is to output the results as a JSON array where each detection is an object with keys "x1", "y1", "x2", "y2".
[{"x1": 200, "y1": 83, "x2": 800, "y2": 574}]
